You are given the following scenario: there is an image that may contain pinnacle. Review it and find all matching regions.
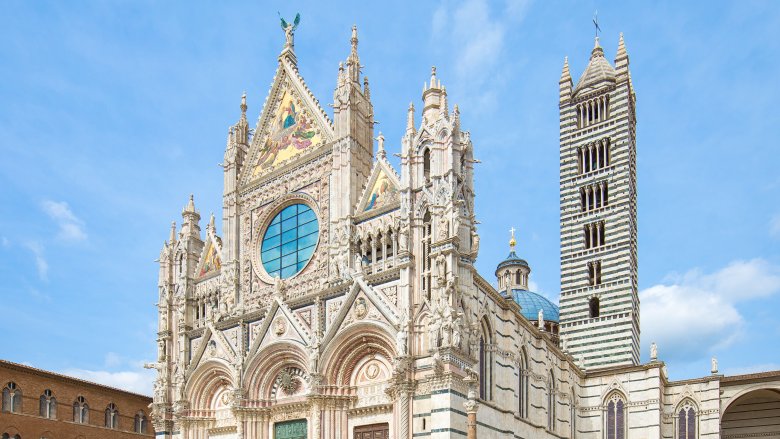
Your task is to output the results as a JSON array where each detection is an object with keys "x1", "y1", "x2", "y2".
[
  {"x1": 560, "y1": 56, "x2": 571, "y2": 82},
  {"x1": 616, "y1": 32, "x2": 628, "y2": 61},
  {"x1": 240, "y1": 91, "x2": 247, "y2": 115},
  {"x1": 183, "y1": 194, "x2": 197, "y2": 214}
]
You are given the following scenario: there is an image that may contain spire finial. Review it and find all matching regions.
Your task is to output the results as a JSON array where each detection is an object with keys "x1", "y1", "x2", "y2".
[
  {"x1": 376, "y1": 132, "x2": 386, "y2": 158},
  {"x1": 351, "y1": 25, "x2": 358, "y2": 52},
  {"x1": 169, "y1": 221, "x2": 177, "y2": 243},
  {"x1": 240, "y1": 91, "x2": 247, "y2": 115},
  {"x1": 406, "y1": 102, "x2": 415, "y2": 133},
  {"x1": 208, "y1": 212, "x2": 216, "y2": 231},
  {"x1": 430, "y1": 66, "x2": 437, "y2": 89},
  {"x1": 184, "y1": 194, "x2": 196, "y2": 213},
  {"x1": 592, "y1": 10, "x2": 602, "y2": 39},
  {"x1": 509, "y1": 227, "x2": 517, "y2": 250}
]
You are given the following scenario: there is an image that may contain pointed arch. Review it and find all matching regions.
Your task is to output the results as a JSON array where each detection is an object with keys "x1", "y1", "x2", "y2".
[
  {"x1": 517, "y1": 346, "x2": 528, "y2": 418},
  {"x1": 604, "y1": 391, "x2": 626, "y2": 439},
  {"x1": 479, "y1": 317, "x2": 493, "y2": 400},
  {"x1": 675, "y1": 398, "x2": 698, "y2": 439}
]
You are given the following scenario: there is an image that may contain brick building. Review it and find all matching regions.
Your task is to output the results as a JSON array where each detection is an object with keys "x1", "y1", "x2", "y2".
[{"x1": 0, "y1": 359, "x2": 154, "y2": 439}]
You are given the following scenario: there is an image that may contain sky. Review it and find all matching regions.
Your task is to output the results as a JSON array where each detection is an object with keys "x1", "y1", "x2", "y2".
[{"x1": 1, "y1": 0, "x2": 779, "y2": 395}]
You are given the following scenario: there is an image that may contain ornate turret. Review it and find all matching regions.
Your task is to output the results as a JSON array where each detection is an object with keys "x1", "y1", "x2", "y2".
[{"x1": 495, "y1": 228, "x2": 530, "y2": 293}]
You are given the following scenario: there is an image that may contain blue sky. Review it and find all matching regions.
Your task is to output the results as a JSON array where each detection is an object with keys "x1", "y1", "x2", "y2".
[{"x1": 1, "y1": 1, "x2": 779, "y2": 394}]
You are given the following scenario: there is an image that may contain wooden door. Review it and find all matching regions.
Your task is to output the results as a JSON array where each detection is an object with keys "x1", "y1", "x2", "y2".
[{"x1": 354, "y1": 422, "x2": 389, "y2": 439}]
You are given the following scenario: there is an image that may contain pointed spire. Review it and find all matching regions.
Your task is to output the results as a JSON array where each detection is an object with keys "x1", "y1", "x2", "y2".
[
  {"x1": 376, "y1": 132, "x2": 386, "y2": 159},
  {"x1": 240, "y1": 91, "x2": 247, "y2": 117},
  {"x1": 406, "y1": 102, "x2": 415, "y2": 135},
  {"x1": 183, "y1": 194, "x2": 196, "y2": 214},
  {"x1": 430, "y1": 66, "x2": 437, "y2": 89},
  {"x1": 363, "y1": 76, "x2": 371, "y2": 100},
  {"x1": 616, "y1": 32, "x2": 628, "y2": 61},
  {"x1": 208, "y1": 212, "x2": 216, "y2": 233},
  {"x1": 560, "y1": 56, "x2": 571, "y2": 83},
  {"x1": 346, "y1": 25, "x2": 361, "y2": 83},
  {"x1": 169, "y1": 221, "x2": 177, "y2": 244},
  {"x1": 350, "y1": 25, "x2": 359, "y2": 58}
]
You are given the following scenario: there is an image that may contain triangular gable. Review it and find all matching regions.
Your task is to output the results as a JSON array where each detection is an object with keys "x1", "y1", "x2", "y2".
[
  {"x1": 246, "y1": 298, "x2": 311, "y2": 360},
  {"x1": 240, "y1": 57, "x2": 334, "y2": 186},
  {"x1": 187, "y1": 323, "x2": 238, "y2": 374},
  {"x1": 322, "y1": 277, "x2": 400, "y2": 346},
  {"x1": 356, "y1": 159, "x2": 401, "y2": 215}
]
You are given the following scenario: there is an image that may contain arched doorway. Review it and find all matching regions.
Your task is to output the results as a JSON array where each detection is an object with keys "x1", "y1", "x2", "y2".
[{"x1": 722, "y1": 388, "x2": 780, "y2": 437}]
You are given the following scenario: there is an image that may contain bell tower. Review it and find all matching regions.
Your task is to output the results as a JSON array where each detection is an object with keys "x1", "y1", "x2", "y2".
[{"x1": 558, "y1": 34, "x2": 639, "y2": 369}]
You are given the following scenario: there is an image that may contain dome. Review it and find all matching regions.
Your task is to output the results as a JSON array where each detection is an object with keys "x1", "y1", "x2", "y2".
[
  {"x1": 511, "y1": 289, "x2": 560, "y2": 323},
  {"x1": 496, "y1": 250, "x2": 529, "y2": 271}
]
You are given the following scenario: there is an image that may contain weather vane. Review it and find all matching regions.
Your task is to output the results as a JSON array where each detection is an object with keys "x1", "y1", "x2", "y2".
[
  {"x1": 278, "y1": 12, "x2": 301, "y2": 49},
  {"x1": 593, "y1": 10, "x2": 602, "y2": 38}
]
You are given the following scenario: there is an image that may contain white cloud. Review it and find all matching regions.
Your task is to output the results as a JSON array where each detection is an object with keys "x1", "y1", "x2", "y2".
[
  {"x1": 770, "y1": 213, "x2": 780, "y2": 238},
  {"x1": 641, "y1": 259, "x2": 780, "y2": 363},
  {"x1": 104, "y1": 352, "x2": 122, "y2": 368},
  {"x1": 431, "y1": 0, "x2": 530, "y2": 109},
  {"x1": 25, "y1": 241, "x2": 49, "y2": 281},
  {"x1": 60, "y1": 367, "x2": 155, "y2": 396},
  {"x1": 41, "y1": 200, "x2": 87, "y2": 242}
]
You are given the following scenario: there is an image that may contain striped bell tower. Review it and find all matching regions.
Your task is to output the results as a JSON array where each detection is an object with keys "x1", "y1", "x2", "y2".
[{"x1": 558, "y1": 34, "x2": 639, "y2": 369}]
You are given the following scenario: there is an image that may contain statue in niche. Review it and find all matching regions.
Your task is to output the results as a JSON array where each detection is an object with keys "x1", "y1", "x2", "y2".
[
  {"x1": 428, "y1": 310, "x2": 442, "y2": 349},
  {"x1": 438, "y1": 215, "x2": 449, "y2": 241},
  {"x1": 396, "y1": 310, "x2": 409, "y2": 356},
  {"x1": 436, "y1": 254, "x2": 447, "y2": 286},
  {"x1": 451, "y1": 312, "x2": 463, "y2": 349}
]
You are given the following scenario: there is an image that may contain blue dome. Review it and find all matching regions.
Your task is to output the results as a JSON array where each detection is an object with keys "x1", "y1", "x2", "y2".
[
  {"x1": 496, "y1": 250, "x2": 529, "y2": 271},
  {"x1": 511, "y1": 289, "x2": 560, "y2": 322}
]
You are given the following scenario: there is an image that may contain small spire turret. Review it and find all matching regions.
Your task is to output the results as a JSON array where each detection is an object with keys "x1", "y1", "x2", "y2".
[
  {"x1": 406, "y1": 102, "x2": 415, "y2": 135},
  {"x1": 376, "y1": 132, "x2": 386, "y2": 159},
  {"x1": 169, "y1": 221, "x2": 177, "y2": 244}
]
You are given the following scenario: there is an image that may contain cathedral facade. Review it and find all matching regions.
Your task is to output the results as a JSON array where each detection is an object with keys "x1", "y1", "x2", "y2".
[{"x1": 149, "y1": 23, "x2": 780, "y2": 439}]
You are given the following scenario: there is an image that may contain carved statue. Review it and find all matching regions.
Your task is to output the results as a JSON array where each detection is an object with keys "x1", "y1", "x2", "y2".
[
  {"x1": 438, "y1": 215, "x2": 449, "y2": 241},
  {"x1": 160, "y1": 314, "x2": 168, "y2": 332},
  {"x1": 157, "y1": 339, "x2": 166, "y2": 361},
  {"x1": 428, "y1": 311, "x2": 442, "y2": 349},
  {"x1": 452, "y1": 312, "x2": 463, "y2": 349},
  {"x1": 711, "y1": 356, "x2": 718, "y2": 374},
  {"x1": 396, "y1": 310, "x2": 409, "y2": 356},
  {"x1": 279, "y1": 13, "x2": 301, "y2": 49},
  {"x1": 399, "y1": 228, "x2": 409, "y2": 252},
  {"x1": 650, "y1": 342, "x2": 658, "y2": 361},
  {"x1": 471, "y1": 230, "x2": 480, "y2": 255},
  {"x1": 436, "y1": 254, "x2": 447, "y2": 286},
  {"x1": 308, "y1": 332, "x2": 321, "y2": 374},
  {"x1": 538, "y1": 308, "x2": 544, "y2": 329}
]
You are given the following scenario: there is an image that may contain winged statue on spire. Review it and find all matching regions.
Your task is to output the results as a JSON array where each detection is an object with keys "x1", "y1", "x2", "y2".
[{"x1": 279, "y1": 12, "x2": 301, "y2": 48}]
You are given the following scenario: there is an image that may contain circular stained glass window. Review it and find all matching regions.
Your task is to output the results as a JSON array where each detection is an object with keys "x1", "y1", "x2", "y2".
[{"x1": 260, "y1": 203, "x2": 319, "y2": 279}]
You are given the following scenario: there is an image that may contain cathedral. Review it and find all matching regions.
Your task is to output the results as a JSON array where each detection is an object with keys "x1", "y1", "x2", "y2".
[{"x1": 148, "y1": 22, "x2": 780, "y2": 439}]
